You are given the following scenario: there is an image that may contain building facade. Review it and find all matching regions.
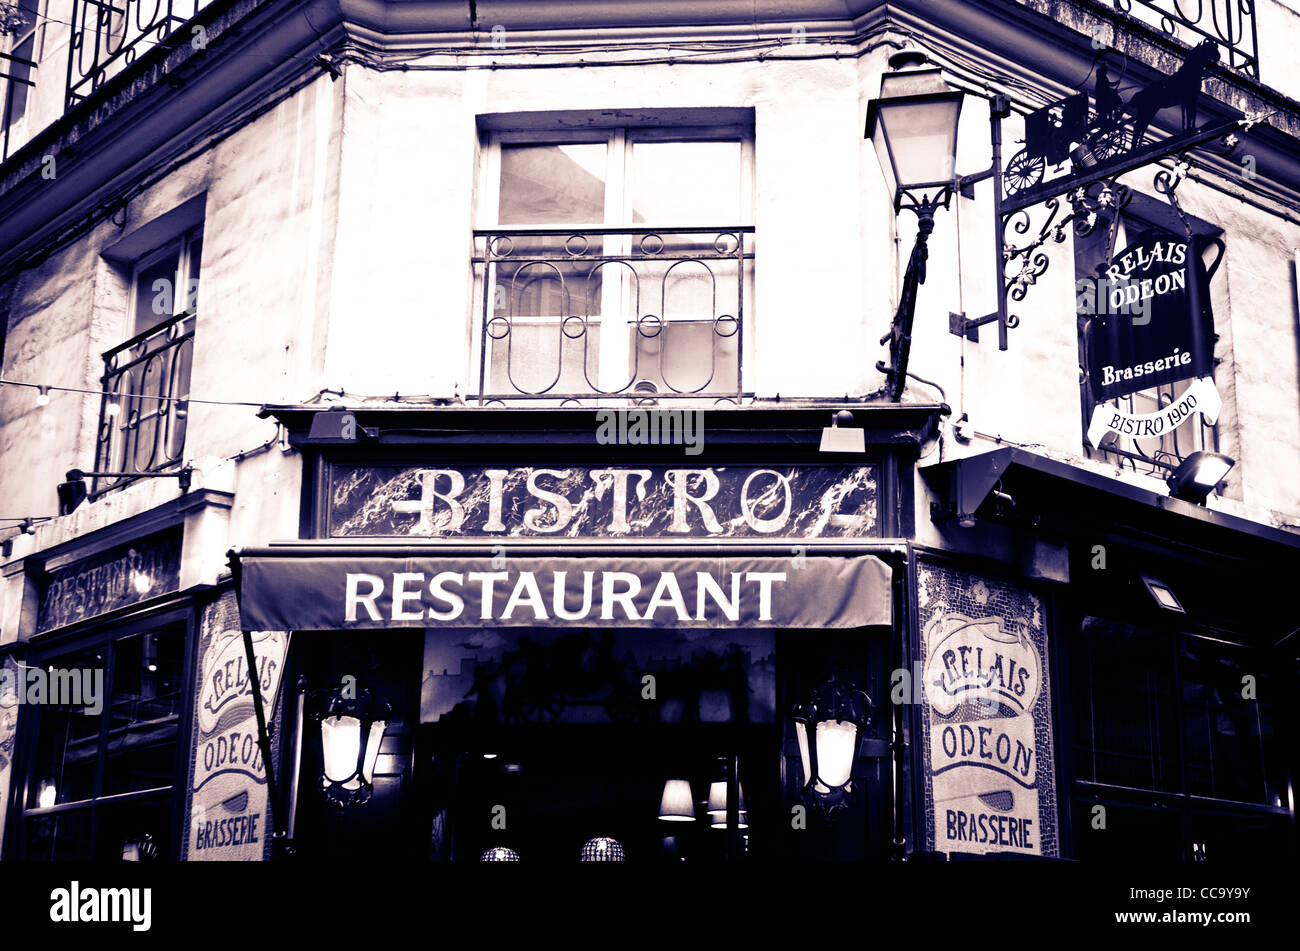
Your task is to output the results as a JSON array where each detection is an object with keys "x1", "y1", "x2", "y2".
[{"x1": 0, "y1": 0, "x2": 1298, "y2": 863}]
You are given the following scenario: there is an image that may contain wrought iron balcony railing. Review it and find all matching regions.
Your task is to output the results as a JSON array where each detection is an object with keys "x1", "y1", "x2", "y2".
[
  {"x1": 94, "y1": 310, "x2": 194, "y2": 495},
  {"x1": 471, "y1": 226, "x2": 753, "y2": 406},
  {"x1": 66, "y1": 0, "x2": 204, "y2": 109},
  {"x1": 1108, "y1": 0, "x2": 1259, "y2": 77}
]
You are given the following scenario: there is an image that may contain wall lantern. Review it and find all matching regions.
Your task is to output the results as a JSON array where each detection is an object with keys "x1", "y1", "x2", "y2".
[
  {"x1": 481, "y1": 847, "x2": 521, "y2": 861},
  {"x1": 1166, "y1": 450, "x2": 1234, "y2": 504},
  {"x1": 311, "y1": 683, "x2": 391, "y2": 810},
  {"x1": 865, "y1": 48, "x2": 970, "y2": 401},
  {"x1": 658, "y1": 778, "x2": 696, "y2": 821},
  {"x1": 792, "y1": 676, "x2": 872, "y2": 816},
  {"x1": 866, "y1": 48, "x2": 964, "y2": 216},
  {"x1": 580, "y1": 837, "x2": 625, "y2": 861}
]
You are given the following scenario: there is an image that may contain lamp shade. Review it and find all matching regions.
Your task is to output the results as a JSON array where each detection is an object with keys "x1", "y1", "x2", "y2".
[
  {"x1": 711, "y1": 812, "x2": 749, "y2": 830},
  {"x1": 581, "y1": 837, "x2": 625, "y2": 861},
  {"x1": 480, "y1": 847, "x2": 521, "y2": 861},
  {"x1": 658, "y1": 778, "x2": 696, "y2": 821},
  {"x1": 865, "y1": 57, "x2": 963, "y2": 209},
  {"x1": 706, "y1": 780, "x2": 746, "y2": 816}
]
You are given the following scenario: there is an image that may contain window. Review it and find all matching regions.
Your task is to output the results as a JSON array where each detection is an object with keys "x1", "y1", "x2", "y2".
[
  {"x1": 475, "y1": 125, "x2": 753, "y2": 402},
  {"x1": 96, "y1": 227, "x2": 201, "y2": 490},
  {"x1": 1069, "y1": 616, "x2": 1289, "y2": 861},
  {"x1": 1, "y1": 0, "x2": 40, "y2": 160},
  {"x1": 21, "y1": 622, "x2": 188, "y2": 860},
  {"x1": 1074, "y1": 205, "x2": 1219, "y2": 477}
]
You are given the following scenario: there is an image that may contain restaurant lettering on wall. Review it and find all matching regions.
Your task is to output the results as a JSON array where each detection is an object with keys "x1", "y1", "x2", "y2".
[
  {"x1": 37, "y1": 530, "x2": 182, "y2": 631},
  {"x1": 328, "y1": 464, "x2": 880, "y2": 538}
]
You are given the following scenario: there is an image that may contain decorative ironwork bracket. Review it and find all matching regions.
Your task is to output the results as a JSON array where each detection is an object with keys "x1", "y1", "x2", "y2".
[{"x1": 947, "y1": 61, "x2": 1271, "y2": 352}]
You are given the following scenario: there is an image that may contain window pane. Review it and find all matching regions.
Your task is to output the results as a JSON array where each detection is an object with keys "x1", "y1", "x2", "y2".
[
  {"x1": 2, "y1": 34, "x2": 34, "y2": 127},
  {"x1": 103, "y1": 628, "x2": 185, "y2": 795},
  {"x1": 184, "y1": 232, "x2": 203, "y2": 313},
  {"x1": 488, "y1": 321, "x2": 601, "y2": 396},
  {"x1": 1179, "y1": 638, "x2": 1278, "y2": 804},
  {"x1": 26, "y1": 809, "x2": 93, "y2": 862},
  {"x1": 1071, "y1": 618, "x2": 1178, "y2": 792},
  {"x1": 631, "y1": 318, "x2": 738, "y2": 395},
  {"x1": 134, "y1": 249, "x2": 182, "y2": 335},
  {"x1": 29, "y1": 648, "x2": 106, "y2": 807},
  {"x1": 629, "y1": 140, "x2": 741, "y2": 225},
  {"x1": 499, "y1": 144, "x2": 607, "y2": 225},
  {"x1": 98, "y1": 795, "x2": 172, "y2": 861}
]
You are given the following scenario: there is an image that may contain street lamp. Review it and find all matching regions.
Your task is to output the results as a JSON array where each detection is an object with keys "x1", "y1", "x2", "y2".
[
  {"x1": 311, "y1": 683, "x2": 391, "y2": 810},
  {"x1": 792, "y1": 675, "x2": 872, "y2": 816},
  {"x1": 866, "y1": 48, "x2": 965, "y2": 400},
  {"x1": 866, "y1": 49, "x2": 964, "y2": 215}
]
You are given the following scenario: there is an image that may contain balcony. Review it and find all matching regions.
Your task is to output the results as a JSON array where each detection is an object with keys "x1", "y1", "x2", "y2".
[
  {"x1": 1104, "y1": 0, "x2": 1259, "y2": 77},
  {"x1": 66, "y1": 0, "x2": 205, "y2": 109},
  {"x1": 471, "y1": 226, "x2": 754, "y2": 406},
  {"x1": 94, "y1": 310, "x2": 194, "y2": 495}
]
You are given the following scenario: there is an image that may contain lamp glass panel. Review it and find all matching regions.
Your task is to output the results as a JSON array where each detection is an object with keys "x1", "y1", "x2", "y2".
[
  {"x1": 876, "y1": 99, "x2": 961, "y2": 187},
  {"x1": 870, "y1": 121, "x2": 898, "y2": 203},
  {"x1": 815, "y1": 718, "x2": 859, "y2": 788},
  {"x1": 321, "y1": 715, "x2": 362, "y2": 785},
  {"x1": 361, "y1": 719, "x2": 387, "y2": 783},
  {"x1": 795, "y1": 720, "x2": 812, "y2": 786}
]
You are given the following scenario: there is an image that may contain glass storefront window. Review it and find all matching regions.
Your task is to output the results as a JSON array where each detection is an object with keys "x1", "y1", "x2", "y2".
[{"x1": 21, "y1": 623, "x2": 186, "y2": 860}]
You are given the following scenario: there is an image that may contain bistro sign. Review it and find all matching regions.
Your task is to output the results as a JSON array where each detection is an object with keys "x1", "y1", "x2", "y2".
[{"x1": 327, "y1": 464, "x2": 879, "y2": 538}]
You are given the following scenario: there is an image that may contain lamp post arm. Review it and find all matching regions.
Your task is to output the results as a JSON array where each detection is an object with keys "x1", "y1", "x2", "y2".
[{"x1": 877, "y1": 204, "x2": 937, "y2": 401}]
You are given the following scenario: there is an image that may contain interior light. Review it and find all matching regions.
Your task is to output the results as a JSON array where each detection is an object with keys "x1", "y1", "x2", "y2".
[{"x1": 658, "y1": 778, "x2": 696, "y2": 821}]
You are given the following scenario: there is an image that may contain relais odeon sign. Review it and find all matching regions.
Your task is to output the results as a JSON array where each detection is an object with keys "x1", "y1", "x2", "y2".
[{"x1": 1084, "y1": 229, "x2": 1224, "y2": 446}]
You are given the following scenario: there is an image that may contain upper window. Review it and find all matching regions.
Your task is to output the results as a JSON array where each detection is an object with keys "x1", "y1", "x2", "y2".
[
  {"x1": 475, "y1": 126, "x2": 753, "y2": 403},
  {"x1": 1, "y1": 0, "x2": 40, "y2": 159},
  {"x1": 95, "y1": 226, "x2": 202, "y2": 490}
]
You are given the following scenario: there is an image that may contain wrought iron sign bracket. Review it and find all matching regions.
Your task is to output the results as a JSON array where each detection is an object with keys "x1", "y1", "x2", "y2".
[{"x1": 945, "y1": 44, "x2": 1271, "y2": 352}]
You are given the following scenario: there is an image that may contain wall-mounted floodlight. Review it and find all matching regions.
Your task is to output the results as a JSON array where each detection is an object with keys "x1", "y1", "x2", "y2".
[{"x1": 1166, "y1": 451, "x2": 1234, "y2": 504}]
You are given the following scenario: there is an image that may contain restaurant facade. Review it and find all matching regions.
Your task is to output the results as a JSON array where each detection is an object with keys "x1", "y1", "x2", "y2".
[{"x1": 1, "y1": 0, "x2": 1298, "y2": 864}]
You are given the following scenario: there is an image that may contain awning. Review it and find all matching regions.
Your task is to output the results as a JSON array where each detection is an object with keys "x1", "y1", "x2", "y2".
[{"x1": 231, "y1": 548, "x2": 893, "y2": 631}]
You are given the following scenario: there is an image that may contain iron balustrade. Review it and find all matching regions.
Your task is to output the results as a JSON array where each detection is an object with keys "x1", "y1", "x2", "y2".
[
  {"x1": 66, "y1": 0, "x2": 203, "y2": 109},
  {"x1": 1109, "y1": 0, "x2": 1259, "y2": 77},
  {"x1": 471, "y1": 226, "x2": 753, "y2": 406},
  {"x1": 95, "y1": 310, "x2": 194, "y2": 495}
]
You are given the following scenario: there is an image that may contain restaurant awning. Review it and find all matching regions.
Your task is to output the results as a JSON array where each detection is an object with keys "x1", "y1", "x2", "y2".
[{"x1": 230, "y1": 547, "x2": 893, "y2": 631}]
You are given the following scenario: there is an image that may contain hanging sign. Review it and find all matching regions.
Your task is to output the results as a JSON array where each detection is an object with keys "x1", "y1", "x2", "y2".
[
  {"x1": 1084, "y1": 229, "x2": 1223, "y2": 446},
  {"x1": 1087, "y1": 376, "x2": 1221, "y2": 447},
  {"x1": 236, "y1": 554, "x2": 892, "y2": 631},
  {"x1": 1085, "y1": 229, "x2": 1220, "y2": 401}
]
